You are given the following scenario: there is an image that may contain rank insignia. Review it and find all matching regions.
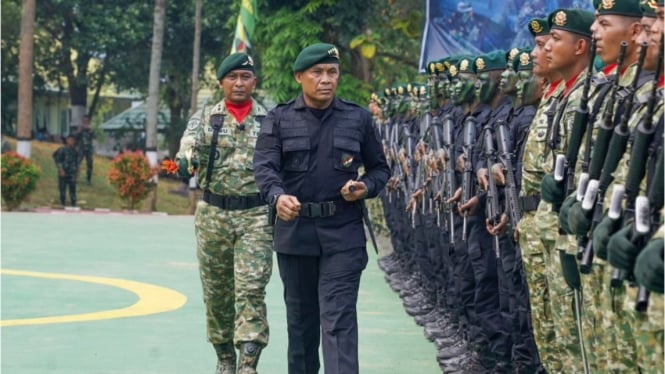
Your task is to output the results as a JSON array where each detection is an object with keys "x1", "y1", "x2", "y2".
[{"x1": 342, "y1": 153, "x2": 354, "y2": 168}]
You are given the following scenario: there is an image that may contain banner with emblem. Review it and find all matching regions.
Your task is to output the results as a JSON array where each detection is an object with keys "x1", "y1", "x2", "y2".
[
  {"x1": 419, "y1": 0, "x2": 593, "y2": 71},
  {"x1": 231, "y1": 0, "x2": 258, "y2": 54}
]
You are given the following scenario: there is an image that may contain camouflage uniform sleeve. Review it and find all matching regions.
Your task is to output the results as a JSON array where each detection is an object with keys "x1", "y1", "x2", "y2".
[{"x1": 175, "y1": 108, "x2": 205, "y2": 162}]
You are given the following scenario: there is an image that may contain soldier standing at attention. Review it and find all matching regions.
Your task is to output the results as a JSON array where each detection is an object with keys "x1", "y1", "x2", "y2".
[
  {"x1": 75, "y1": 115, "x2": 94, "y2": 184},
  {"x1": 53, "y1": 135, "x2": 80, "y2": 207},
  {"x1": 252, "y1": 43, "x2": 389, "y2": 374},
  {"x1": 175, "y1": 52, "x2": 273, "y2": 374}
]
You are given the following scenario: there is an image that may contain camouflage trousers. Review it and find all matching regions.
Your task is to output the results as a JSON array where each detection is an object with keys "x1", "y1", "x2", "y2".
[
  {"x1": 517, "y1": 208, "x2": 555, "y2": 370},
  {"x1": 194, "y1": 201, "x2": 273, "y2": 348},
  {"x1": 624, "y1": 285, "x2": 662, "y2": 373}
]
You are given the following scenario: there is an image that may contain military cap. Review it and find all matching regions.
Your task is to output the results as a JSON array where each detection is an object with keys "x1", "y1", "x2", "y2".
[
  {"x1": 593, "y1": 0, "x2": 643, "y2": 17},
  {"x1": 217, "y1": 52, "x2": 255, "y2": 80},
  {"x1": 528, "y1": 18, "x2": 550, "y2": 36},
  {"x1": 641, "y1": 0, "x2": 658, "y2": 16},
  {"x1": 293, "y1": 43, "x2": 339, "y2": 72},
  {"x1": 515, "y1": 48, "x2": 534, "y2": 71},
  {"x1": 456, "y1": 55, "x2": 475, "y2": 75},
  {"x1": 474, "y1": 51, "x2": 507, "y2": 74},
  {"x1": 426, "y1": 61, "x2": 439, "y2": 75},
  {"x1": 548, "y1": 8, "x2": 595, "y2": 38},
  {"x1": 506, "y1": 47, "x2": 521, "y2": 66}
]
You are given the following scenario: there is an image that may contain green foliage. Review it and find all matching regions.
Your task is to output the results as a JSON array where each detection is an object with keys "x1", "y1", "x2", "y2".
[{"x1": 1, "y1": 151, "x2": 41, "y2": 211}]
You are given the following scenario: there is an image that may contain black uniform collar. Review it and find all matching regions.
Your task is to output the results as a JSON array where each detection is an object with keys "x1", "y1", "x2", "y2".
[{"x1": 293, "y1": 94, "x2": 345, "y2": 111}]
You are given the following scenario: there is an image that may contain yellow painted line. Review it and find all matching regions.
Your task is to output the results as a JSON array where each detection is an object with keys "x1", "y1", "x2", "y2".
[{"x1": 1, "y1": 269, "x2": 188, "y2": 327}]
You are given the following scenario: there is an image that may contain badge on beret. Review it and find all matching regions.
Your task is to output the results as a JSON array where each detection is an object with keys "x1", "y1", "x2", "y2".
[
  {"x1": 328, "y1": 47, "x2": 339, "y2": 59},
  {"x1": 243, "y1": 56, "x2": 254, "y2": 66},
  {"x1": 508, "y1": 48, "x2": 520, "y2": 62},
  {"x1": 602, "y1": 0, "x2": 615, "y2": 9},
  {"x1": 398, "y1": 86, "x2": 405, "y2": 95},
  {"x1": 428, "y1": 62, "x2": 436, "y2": 74},
  {"x1": 341, "y1": 153, "x2": 354, "y2": 168},
  {"x1": 419, "y1": 86, "x2": 427, "y2": 96},
  {"x1": 449, "y1": 65, "x2": 458, "y2": 76},
  {"x1": 460, "y1": 59, "x2": 470, "y2": 72},
  {"x1": 436, "y1": 62, "x2": 445, "y2": 73},
  {"x1": 520, "y1": 52, "x2": 530, "y2": 66},
  {"x1": 407, "y1": 83, "x2": 413, "y2": 93},
  {"x1": 530, "y1": 20, "x2": 543, "y2": 34},
  {"x1": 475, "y1": 58, "x2": 486, "y2": 71},
  {"x1": 645, "y1": 0, "x2": 657, "y2": 9},
  {"x1": 554, "y1": 11, "x2": 567, "y2": 26}
]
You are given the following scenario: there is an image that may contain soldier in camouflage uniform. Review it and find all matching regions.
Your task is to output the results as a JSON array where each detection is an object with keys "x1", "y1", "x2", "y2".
[
  {"x1": 175, "y1": 52, "x2": 272, "y2": 374},
  {"x1": 75, "y1": 115, "x2": 94, "y2": 184},
  {"x1": 53, "y1": 135, "x2": 80, "y2": 206}
]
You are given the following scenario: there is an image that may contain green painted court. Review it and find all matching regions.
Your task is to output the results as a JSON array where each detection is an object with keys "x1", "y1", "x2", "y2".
[{"x1": 1, "y1": 211, "x2": 440, "y2": 373}]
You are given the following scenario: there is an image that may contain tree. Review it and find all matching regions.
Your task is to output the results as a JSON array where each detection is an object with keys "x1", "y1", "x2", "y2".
[
  {"x1": 146, "y1": 0, "x2": 167, "y2": 212},
  {"x1": 16, "y1": 0, "x2": 35, "y2": 158}
]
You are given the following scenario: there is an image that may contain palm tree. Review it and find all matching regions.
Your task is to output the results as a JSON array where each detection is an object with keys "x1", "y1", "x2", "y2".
[
  {"x1": 16, "y1": 0, "x2": 36, "y2": 158},
  {"x1": 187, "y1": 0, "x2": 203, "y2": 214},
  {"x1": 146, "y1": 0, "x2": 166, "y2": 211}
]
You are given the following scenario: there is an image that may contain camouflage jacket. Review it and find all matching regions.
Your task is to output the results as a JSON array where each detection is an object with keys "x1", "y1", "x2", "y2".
[
  {"x1": 76, "y1": 128, "x2": 94, "y2": 153},
  {"x1": 176, "y1": 98, "x2": 267, "y2": 196},
  {"x1": 53, "y1": 145, "x2": 80, "y2": 175}
]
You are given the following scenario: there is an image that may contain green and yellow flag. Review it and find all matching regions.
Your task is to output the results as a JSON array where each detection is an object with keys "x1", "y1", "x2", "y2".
[{"x1": 231, "y1": 0, "x2": 258, "y2": 54}]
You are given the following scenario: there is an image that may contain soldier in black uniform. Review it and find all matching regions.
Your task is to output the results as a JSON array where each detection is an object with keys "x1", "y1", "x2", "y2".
[{"x1": 252, "y1": 43, "x2": 389, "y2": 374}]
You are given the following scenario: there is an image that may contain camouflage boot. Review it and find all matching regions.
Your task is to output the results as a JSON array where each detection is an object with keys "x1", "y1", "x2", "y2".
[
  {"x1": 213, "y1": 343, "x2": 236, "y2": 374},
  {"x1": 236, "y1": 342, "x2": 263, "y2": 374}
]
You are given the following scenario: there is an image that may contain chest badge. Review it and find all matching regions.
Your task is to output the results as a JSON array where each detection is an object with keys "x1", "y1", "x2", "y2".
[{"x1": 341, "y1": 153, "x2": 354, "y2": 168}]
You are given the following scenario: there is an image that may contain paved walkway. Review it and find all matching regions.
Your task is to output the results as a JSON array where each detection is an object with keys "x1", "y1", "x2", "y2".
[{"x1": 1, "y1": 212, "x2": 440, "y2": 374}]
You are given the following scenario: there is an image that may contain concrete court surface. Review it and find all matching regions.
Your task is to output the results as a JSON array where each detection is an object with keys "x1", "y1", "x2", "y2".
[{"x1": 0, "y1": 211, "x2": 440, "y2": 374}]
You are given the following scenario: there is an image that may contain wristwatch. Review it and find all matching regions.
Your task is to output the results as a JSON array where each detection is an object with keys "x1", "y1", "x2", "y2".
[{"x1": 269, "y1": 194, "x2": 282, "y2": 207}]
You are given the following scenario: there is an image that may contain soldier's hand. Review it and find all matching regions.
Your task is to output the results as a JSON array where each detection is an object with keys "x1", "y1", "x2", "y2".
[
  {"x1": 276, "y1": 194, "x2": 301, "y2": 222},
  {"x1": 405, "y1": 189, "x2": 424, "y2": 212},
  {"x1": 459, "y1": 195, "x2": 479, "y2": 216},
  {"x1": 446, "y1": 187, "x2": 462, "y2": 204},
  {"x1": 477, "y1": 168, "x2": 489, "y2": 191},
  {"x1": 59, "y1": 168, "x2": 65, "y2": 177},
  {"x1": 634, "y1": 238, "x2": 664, "y2": 294},
  {"x1": 491, "y1": 163, "x2": 506, "y2": 186},
  {"x1": 486, "y1": 213, "x2": 510, "y2": 236},
  {"x1": 456, "y1": 154, "x2": 465, "y2": 173},
  {"x1": 341, "y1": 180, "x2": 368, "y2": 201}
]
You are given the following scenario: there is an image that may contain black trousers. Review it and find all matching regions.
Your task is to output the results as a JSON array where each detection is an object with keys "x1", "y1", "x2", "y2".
[
  {"x1": 277, "y1": 247, "x2": 368, "y2": 374},
  {"x1": 58, "y1": 174, "x2": 77, "y2": 206}
]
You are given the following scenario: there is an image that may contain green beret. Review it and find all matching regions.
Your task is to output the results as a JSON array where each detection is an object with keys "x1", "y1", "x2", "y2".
[
  {"x1": 474, "y1": 51, "x2": 507, "y2": 74},
  {"x1": 515, "y1": 48, "x2": 534, "y2": 71},
  {"x1": 641, "y1": 0, "x2": 658, "y2": 16},
  {"x1": 593, "y1": 0, "x2": 643, "y2": 17},
  {"x1": 506, "y1": 47, "x2": 521, "y2": 67},
  {"x1": 293, "y1": 43, "x2": 340, "y2": 72},
  {"x1": 548, "y1": 8, "x2": 595, "y2": 38},
  {"x1": 426, "y1": 61, "x2": 439, "y2": 75},
  {"x1": 528, "y1": 18, "x2": 550, "y2": 36},
  {"x1": 217, "y1": 52, "x2": 255, "y2": 80},
  {"x1": 456, "y1": 55, "x2": 476, "y2": 75}
]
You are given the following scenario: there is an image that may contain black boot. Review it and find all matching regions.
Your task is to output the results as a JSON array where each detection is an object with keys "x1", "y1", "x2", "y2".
[
  {"x1": 237, "y1": 342, "x2": 262, "y2": 374},
  {"x1": 213, "y1": 343, "x2": 236, "y2": 374}
]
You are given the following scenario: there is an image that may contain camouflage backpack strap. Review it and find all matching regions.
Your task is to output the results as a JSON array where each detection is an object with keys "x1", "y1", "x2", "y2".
[{"x1": 204, "y1": 111, "x2": 225, "y2": 189}]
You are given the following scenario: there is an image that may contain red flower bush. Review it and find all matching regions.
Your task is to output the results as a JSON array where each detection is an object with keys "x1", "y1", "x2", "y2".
[
  {"x1": 1, "y1": 152, "x2": 41, "y2": 211},
  {"x1": 107, "y1": 151, "x2": 157, "y2": 210}
]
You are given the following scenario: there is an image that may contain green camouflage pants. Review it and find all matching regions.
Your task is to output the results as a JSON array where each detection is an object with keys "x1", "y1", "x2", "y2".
[
  {"x1": 195, "y1": 201, "x2": 273, "y2": 348},
  {"x1": 624, "y1": 285, "x2": 661, "y2": 373},
  {"x1": 579, "y1": 254, "x2": 602, "y2": 372},
  {"x1": 517, "y1": 208, "x2": 556, "y2": 370},
  {"x1": 597, "y1": 262, "x2": 637, "y2": 372}
]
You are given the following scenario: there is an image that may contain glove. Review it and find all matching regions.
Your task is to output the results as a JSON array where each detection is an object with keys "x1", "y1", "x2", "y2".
[
  {"x1": 559, "y1": 250, "x2": 581, "y2": 290},
  {"x1": 558, "y1": 195, "x2": 576, "y2": 234},
  {"x1": 634, "y1": 238, "x2": 664, "y2": 294},
  {"x1": 567, "y1": 200, "x2": 592, "y2": 236},
  {"x1": 592, "y1": 215, "x2": 622, "y2": 261},
  {"x1": 607, "y1": 225, "x2": 641, "y2": 271},
  {"x1": 540, "y1": 174, "x2": 565, "y2": 205},
  {"x1": 177, "y1": 157, "x2": 198, "y2": 179}
]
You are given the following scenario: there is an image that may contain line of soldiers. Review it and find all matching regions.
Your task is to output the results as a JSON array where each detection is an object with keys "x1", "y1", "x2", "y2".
[{"x1": 372, "y1": 1, "x2": 664, "y2": 373}]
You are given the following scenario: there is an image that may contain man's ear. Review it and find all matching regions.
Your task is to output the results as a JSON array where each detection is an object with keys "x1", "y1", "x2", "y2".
[
  {"x1": 574, "y1": 38, "x2": 589, "y2": 56},
  {"x1": 294, "y1": 72, "x2": 302, "y2": 84}
]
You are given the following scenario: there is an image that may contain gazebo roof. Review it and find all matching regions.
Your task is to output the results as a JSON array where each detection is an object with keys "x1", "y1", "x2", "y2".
[{"x1": 100, "y1": 102, "x2": 170, "y2": 131}]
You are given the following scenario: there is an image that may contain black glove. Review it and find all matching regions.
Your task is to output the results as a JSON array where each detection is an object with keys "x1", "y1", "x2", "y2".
[
  {"x1": 177, "y1": 157, "x2": 198, "y2": 179},
  {"x1": 634, "y1": 238, "x2": 664, "y2": 294},
  {"x1": 607, "y1": 225, "x2": 641, "y2": 271},
  {"x1": 559, "y1": 250, "x2": 581, "y2": 290},
  {"x1": 568, "y1": 200, "x2": 591, "y2": 236},
  {"x1": 592, "y1": 214, "x2": 622, "y2": 261},
  {"x1": 540, "y1": 174, "x2": 565, "y2": 205},
  {"x1": 558, "y1": 195, "x2": 576, "y2": 235}
]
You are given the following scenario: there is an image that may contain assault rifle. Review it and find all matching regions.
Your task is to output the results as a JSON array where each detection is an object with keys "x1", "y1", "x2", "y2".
[
  {"x1": 461, "y1": 117, "x2": 477, "y2": 242},
  {"x1": 496, "y1": 120, "x2": 522, "y2": 230}
]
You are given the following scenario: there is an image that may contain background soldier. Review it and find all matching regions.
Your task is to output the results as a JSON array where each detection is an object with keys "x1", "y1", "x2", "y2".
[
  {"x1": 53, "y1": 135, "x2": 80, "y2": 207},
  {"x1": 75, "y1": 115, "x2": 94, "y2": 184}
]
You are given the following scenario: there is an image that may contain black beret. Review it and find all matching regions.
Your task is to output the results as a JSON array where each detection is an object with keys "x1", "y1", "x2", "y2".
[
  {"x1": 528, "y1": 18, "x2": 550, "y2": 36},
  {"x1": 217, "y1": 53, "x2": 255, "y2": 80},
  {"x1": 548, "y1": 8, "x2": 595, "y2": 38},
  {"x1": 641, "y1": 0, "x2": 658, "y2": 16},
  {"x1": 293, "y1": 43, "x2": 340, "y2": 72},
  {"x1": 593, "y1": 0, "x2": 643, "y2": 17}
]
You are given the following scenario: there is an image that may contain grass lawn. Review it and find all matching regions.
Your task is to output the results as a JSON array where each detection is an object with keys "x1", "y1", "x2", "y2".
[{"x1": 2, "y1": 138, "x2": 195, "y2": 215}]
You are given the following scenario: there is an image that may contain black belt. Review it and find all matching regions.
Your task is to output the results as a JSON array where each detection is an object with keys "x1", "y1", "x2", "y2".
[
  {"x1": 300, "y1": 201, "x2": 337, "y2": 218},
  {"x1": 203, "y1": 191, "x2": 265, "y2": 210},
  {"x1": 519, "y1": 194, "x2": 541, "y2": 213}
]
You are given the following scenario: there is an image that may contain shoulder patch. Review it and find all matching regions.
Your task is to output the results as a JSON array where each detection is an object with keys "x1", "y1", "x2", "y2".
[{"x1": 186, "y1": 117, "x2": 201, "y2": 130}]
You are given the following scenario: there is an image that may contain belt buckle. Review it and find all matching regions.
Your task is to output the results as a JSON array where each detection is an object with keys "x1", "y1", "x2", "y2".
[
  {"x1": 309, "y1": 203, "x2": 322, "y2": 217},
  {"x1": 326, "y1": 201, "x2": 336, "y2": 217},
  {"x1": 227, "y1": 196, "x2": 239, "y2": 210}
]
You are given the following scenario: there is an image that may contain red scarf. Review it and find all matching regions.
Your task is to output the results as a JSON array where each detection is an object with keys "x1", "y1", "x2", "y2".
[
  {"x1": 226, "y1": 100, "x2": 252, "y2": 124},
  {"x1": 563, "y1": 70, "x2": 583, "y2": 98}
]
